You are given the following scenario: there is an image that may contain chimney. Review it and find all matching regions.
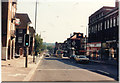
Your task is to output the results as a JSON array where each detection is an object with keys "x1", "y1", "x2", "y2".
[{"x1": 115, "y1": 0, "x2": 119, "y2": 7}]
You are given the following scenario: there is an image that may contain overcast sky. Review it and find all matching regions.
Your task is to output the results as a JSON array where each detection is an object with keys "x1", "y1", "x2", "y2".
[{"x1": 17, "y1": 0, "x2": 115, "y2": 43}]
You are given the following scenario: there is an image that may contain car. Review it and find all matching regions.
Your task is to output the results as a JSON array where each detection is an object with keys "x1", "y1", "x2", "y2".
[
  {"x1": 45, "y1": 53, "x2": 50, "y2": 57},
  {"x1": 45, "y1": 55, "x2": 49, "y2": 57},
  {"x1": 69, "y1": 55, "x2": 77, "y2": 60},
  {"x1": 14, "y1": 53, "x2": 20, "y2": 58},
  {"x1": 75, "y1": 55, "x2": 89, "y2": 63}
]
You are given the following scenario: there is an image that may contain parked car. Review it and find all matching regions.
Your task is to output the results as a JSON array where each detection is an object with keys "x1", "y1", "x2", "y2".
[
  {"x1": 45, "y1": 53, "x2": 50, "y2": 57},
  {"x1": 75, "y1": 55, "x2": 89, "y2": 63},
  {"x1": 69, "y1": 55, "x2": 77, "y2": 60},
  {"x1": 14, "y1": 53, "x2": 20, "y2": 58},
  {"x1": 45, "y1": 55, "x2": 49, "y2": 57}
]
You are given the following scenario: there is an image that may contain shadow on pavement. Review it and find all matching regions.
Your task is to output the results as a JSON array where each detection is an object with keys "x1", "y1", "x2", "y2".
[{"x1": 44, "y1": 57, "x2": 119, "y2": 81}]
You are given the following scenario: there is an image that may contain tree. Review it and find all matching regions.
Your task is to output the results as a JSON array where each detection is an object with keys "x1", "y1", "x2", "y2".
[
  {"x1": 47, "y1": 46, "x2": 54, "y2": 53},
  {"x1": 41, "y1": 44, "x2": 47, "y2": 51},
  {"x1": 34, "y1": 34, "x2": 43, "y2": 54}
]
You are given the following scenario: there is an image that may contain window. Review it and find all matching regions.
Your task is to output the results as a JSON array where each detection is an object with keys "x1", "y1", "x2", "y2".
[
  {"x1": 18, "y1": 29, "x2": 23, "y2": 33},
  {"x1": 88, "y1": 28, "x2": 90, "y2": 34},
  {"x1": 95, "y1": 25, "x2": 97, "y2": 32},
  {"x1": 105, "y1": 21, "x2": 106, "y2": 29},
  {"x1": 107, "y1": 20, "x2": 109, "y2": 29},
  {"x1": 98, "y1": 24, "x2": 100, "y2": 31},
  {"x1": 92, "y1": 27, "x2": 93, "y2": 33},
  {"x1": 100, "y1": 23, "x2": 102, "y2": 30},
  {"x1": 113, "y1": 17, "x2": 116, "y2": 27},
  {"x1": 102, "y1": 12, "x2": 103, "y2": 16},
  {"x1": 110, "y1": 18, "x2": 112, "y2": 28},
  {"x1": 18, "y1": 37, "x2": 22, "y2": 43}
]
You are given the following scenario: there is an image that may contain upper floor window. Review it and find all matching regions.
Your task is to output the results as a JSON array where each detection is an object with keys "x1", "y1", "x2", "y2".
[
  {"x1": 18, "y1": 29, "x2": 23, "y2": 33},
  {"x1": 95, "y1": 25, "x2": 97, "y2": 32},
  {"x1": 98, "y1": 24, "x2": 100, "y2": 31},
  {"x1": 107, "y1": 20, "x2": 109, "y2": 29},
  {"x1": 110, "y1": 18, "x2": 113, "y2": 28},
  {"x1": 88, "y1": 28, "x2": 90, "y2": 34},
  {"x1": 113, "y1": 17, "x2": 116, "y2": 27},
  {"x1": 91, "y1": 27, "x2": 93, "y2": 33},
  {"x1": 100, "y1": 23, "x2": 102, "y2": 30},
  {"x1": 18, "y1": 37, "x2": 22, "y2": 43},
  {"x1": 105, "y1": 21, "x2": 106, "y2": 29}
]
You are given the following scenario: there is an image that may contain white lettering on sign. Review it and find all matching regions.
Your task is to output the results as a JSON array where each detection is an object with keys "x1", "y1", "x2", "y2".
[{"x1": 88, "y1": 43, "x2": 101, "y2": 47}]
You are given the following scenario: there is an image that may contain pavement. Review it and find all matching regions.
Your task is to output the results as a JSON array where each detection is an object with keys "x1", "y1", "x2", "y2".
[{"x1": 1, "y1": 54, "x2": 43, "y2": 82}]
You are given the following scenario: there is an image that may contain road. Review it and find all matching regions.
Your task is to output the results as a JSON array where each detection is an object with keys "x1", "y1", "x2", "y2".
[{"x1": 30, "y1": 56, "x2": 118, "y2": 82}]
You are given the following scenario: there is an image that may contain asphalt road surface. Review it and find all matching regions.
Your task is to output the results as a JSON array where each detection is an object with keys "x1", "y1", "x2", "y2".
[{"x1": 30, "y1": 56, "x2": 118, "y2": 82}]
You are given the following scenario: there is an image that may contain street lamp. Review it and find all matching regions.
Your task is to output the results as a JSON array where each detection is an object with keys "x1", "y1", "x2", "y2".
[{"x1": 33, "y1": 0, "x2": 38, "y2": 63}]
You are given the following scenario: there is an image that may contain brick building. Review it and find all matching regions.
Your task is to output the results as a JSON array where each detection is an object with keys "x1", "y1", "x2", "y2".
[
  {"x1": 88, "y1": 0, "x2": 119, "y2": 60},
  {"x1": 55, "y1": 32, "x2": 87, "y2": 57},
  {"x1": 2, "y1": 0, "x2": 17, "y2": 60},
  {"x1": 15, "y1": 13, "x2": 35, "y2": 56}
]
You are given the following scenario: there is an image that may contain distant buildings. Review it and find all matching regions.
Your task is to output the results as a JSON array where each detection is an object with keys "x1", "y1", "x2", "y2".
[
  {"x1": 2, "y1": 0, "x2": 17, "y2": 60},
  {"x1": 88, "y1": 0, "x2": 119, "y2": 60},
  {"x1": 54, "y1": 32, "x2": 87, "y2": 57}
]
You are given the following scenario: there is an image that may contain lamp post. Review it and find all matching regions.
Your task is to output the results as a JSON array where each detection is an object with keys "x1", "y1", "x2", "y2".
[{"x1": 33, "y1": 0, "x2": 38, "y2": 63}]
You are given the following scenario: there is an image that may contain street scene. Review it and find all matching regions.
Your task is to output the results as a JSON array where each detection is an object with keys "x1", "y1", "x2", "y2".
[
  {"x1": 30, "y1": 55, "x2": 118, "y2": 81},
  {"x1": 1, "y1": 0, "x2": 119, "y2": 82}
]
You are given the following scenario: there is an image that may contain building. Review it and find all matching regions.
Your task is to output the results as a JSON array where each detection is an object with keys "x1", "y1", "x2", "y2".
[
  {"x1": 15, "y1": 13, "x2": 35, "y2": 56},
  {"x1": 2, "y1": 0, "x2": 17, "y2": 60},
  {"x1": 88, "y1": 0, "x2": 119, "y2": 60},
  {"x1": 69, "y1": 32, "x2": 86, "y2": 56},
  {"x1": 55, "y1": 32, "x2": 87, "y2": 57}
]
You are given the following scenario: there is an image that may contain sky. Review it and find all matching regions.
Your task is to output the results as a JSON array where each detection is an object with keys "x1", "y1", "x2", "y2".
[{"x1": 17, "y1": 0, "x2": 115, "y2": 43}]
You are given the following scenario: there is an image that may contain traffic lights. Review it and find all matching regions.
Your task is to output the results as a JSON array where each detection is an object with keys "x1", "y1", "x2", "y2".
[{"x1": 24, "y1": 34, "x2": 30, "y2": 47}]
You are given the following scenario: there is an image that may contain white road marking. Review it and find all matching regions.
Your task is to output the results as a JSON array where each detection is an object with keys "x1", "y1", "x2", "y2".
[
  {"x1": 8, "y1": 73, "x2": 27, "y2": 77},
  {"x1": 97, "y1": 70, "x2": 110, "y2": 75},
  {"x1": 36, "y1": 68, "x2": 94, "y2": 71}
]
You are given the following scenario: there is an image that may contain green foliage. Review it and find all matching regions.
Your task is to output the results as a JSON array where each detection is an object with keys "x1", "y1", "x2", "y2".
[
  {"x1": 47, "y1": 46, "x2": 54, "y2": 53},
  {"x1": 34, "y1": 34, "x2": 46, "y2": 53},
  {"x1": 41, "y1": 44, "x2": 47, "y2": 51}
]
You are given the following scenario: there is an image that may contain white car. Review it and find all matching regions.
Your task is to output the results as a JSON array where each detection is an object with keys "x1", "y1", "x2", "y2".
[
  {"x1": 75, "y1": 55, "x2": 89, "y2": 63},
  {"x1": 14, "y1": 53, "x2": 20, "y2": 58}
]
